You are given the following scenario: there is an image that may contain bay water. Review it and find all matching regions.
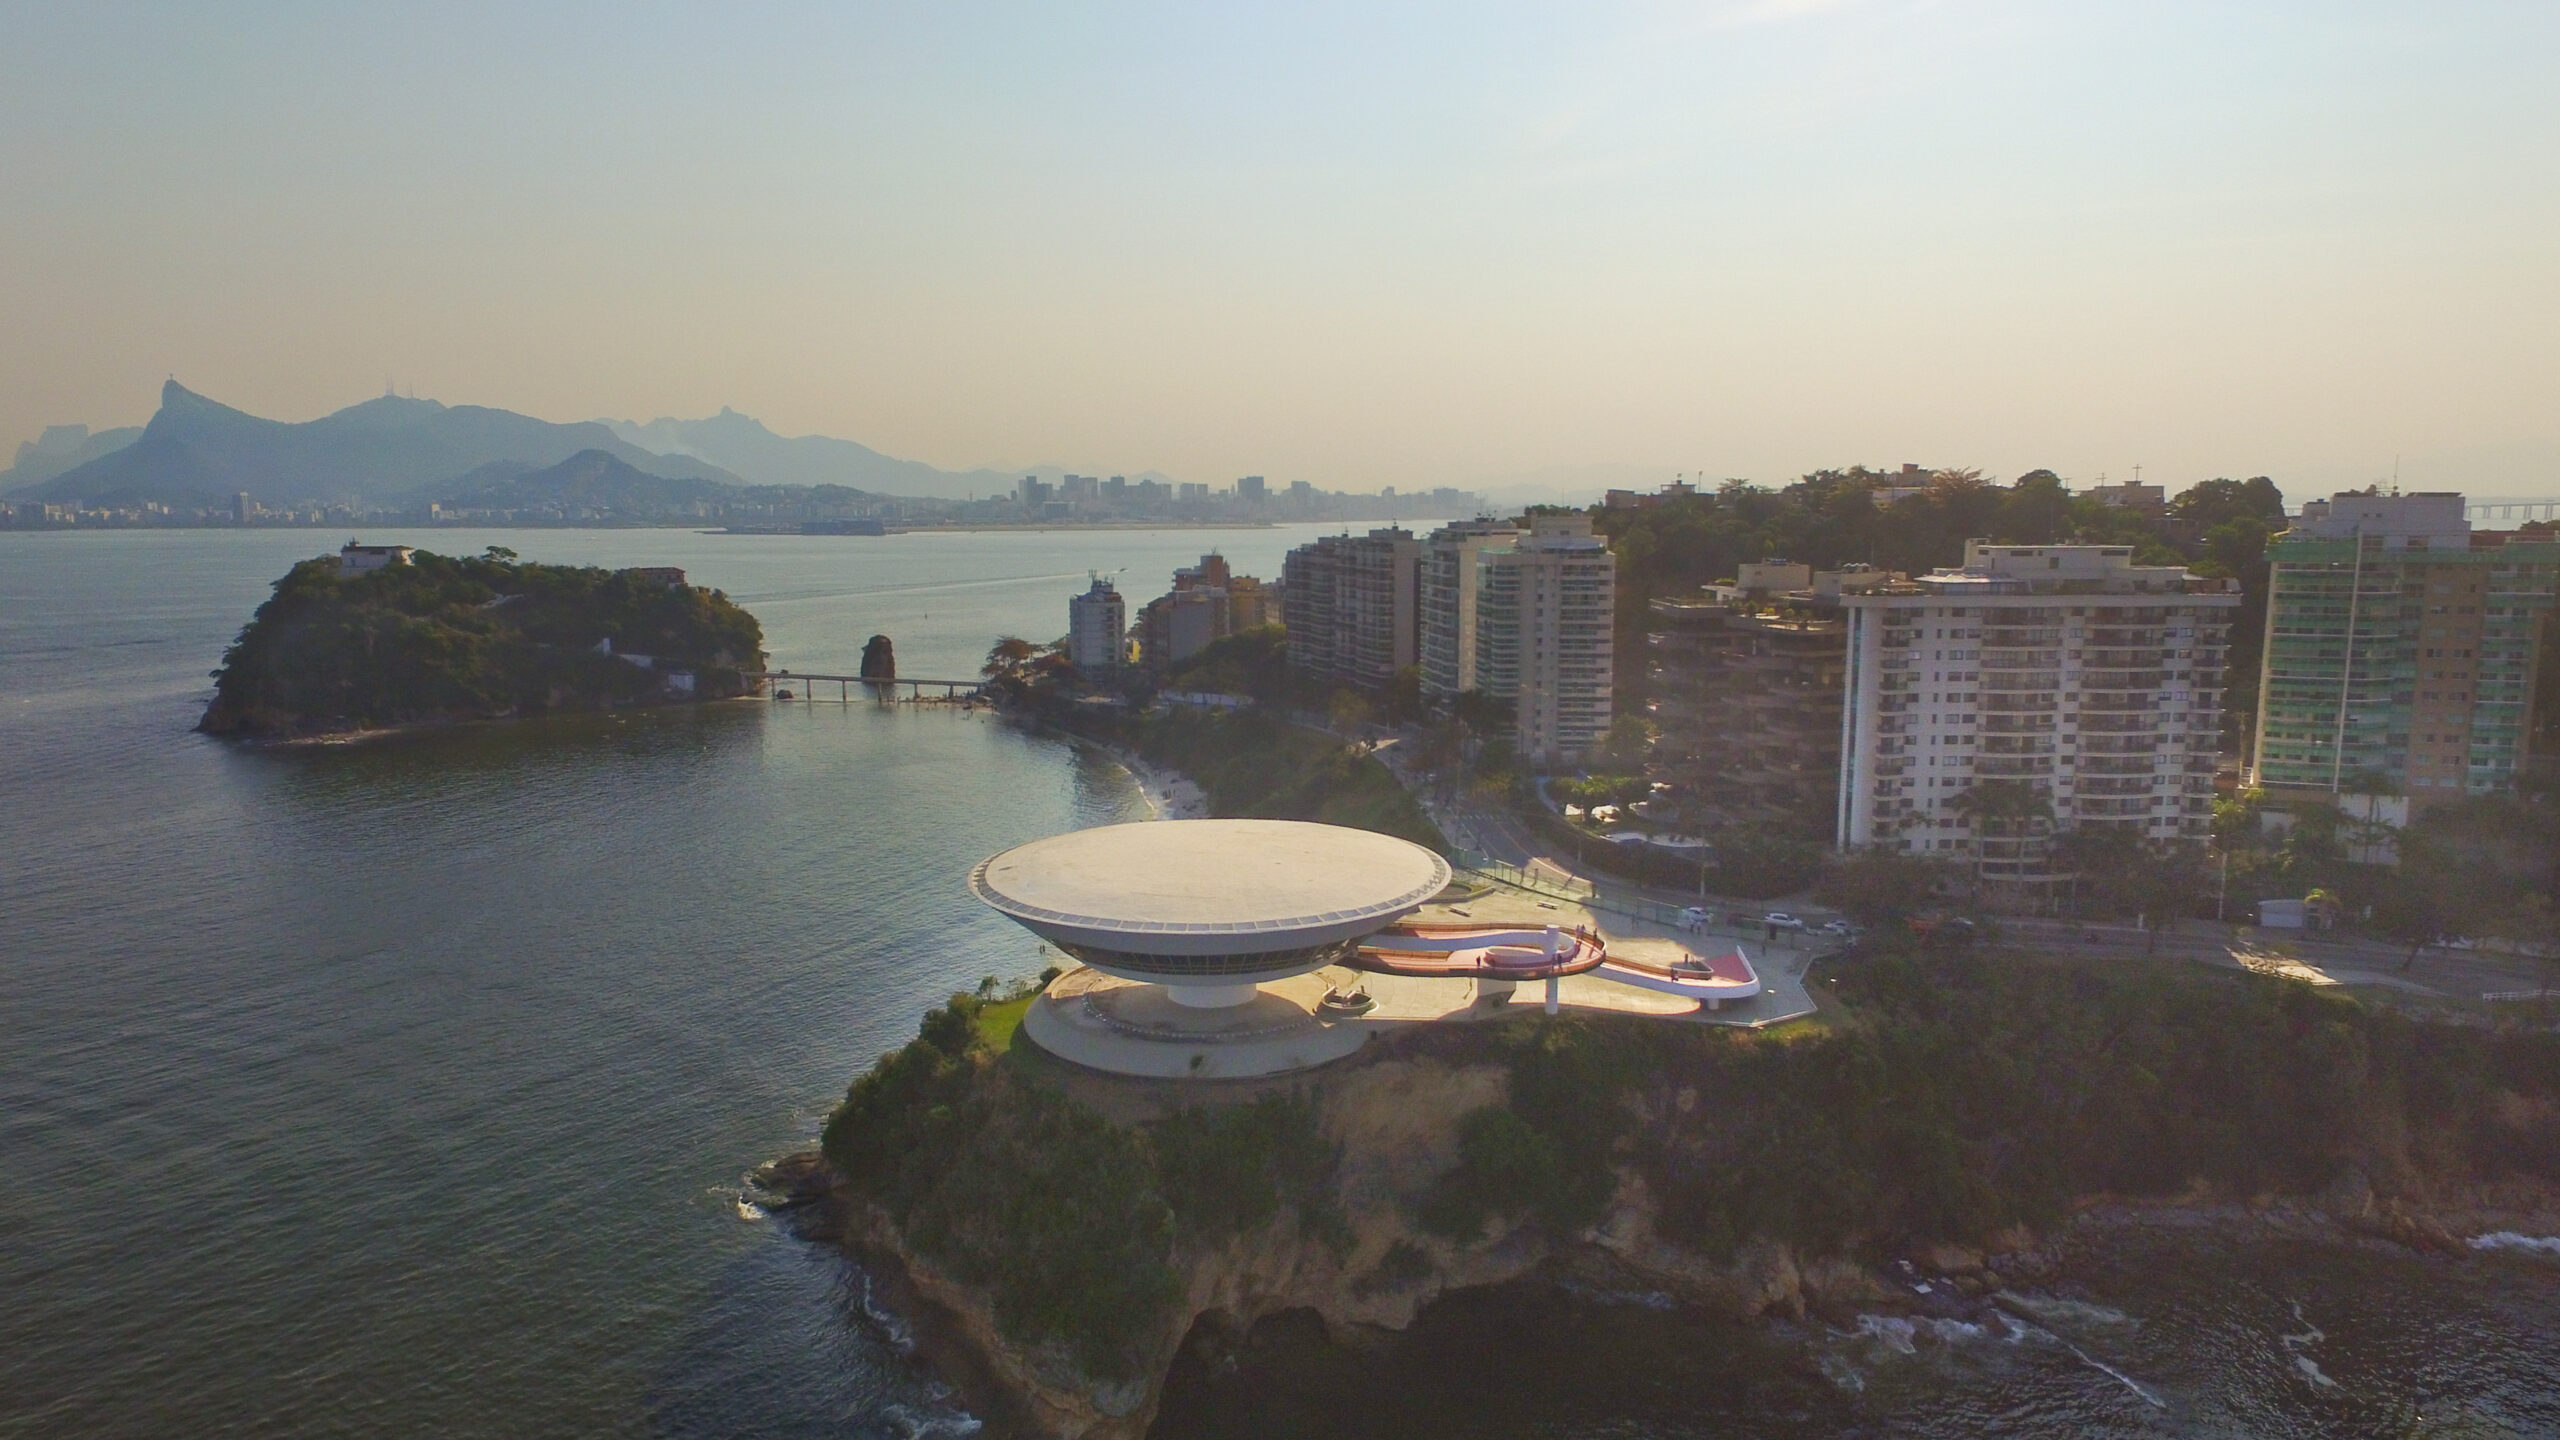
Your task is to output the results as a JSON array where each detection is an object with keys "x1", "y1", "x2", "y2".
[
  {"x1": 0, "y1": 524, "x2": 1324, "y2": 1437},
  {"x1": 4, "y1": 526, "x2": 2557, "y2": 1438}
]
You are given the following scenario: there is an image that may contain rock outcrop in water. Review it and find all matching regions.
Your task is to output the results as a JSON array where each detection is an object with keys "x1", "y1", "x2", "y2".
[
  {"x1": 860, "y1": 634, "x2": 896, "y2": 681},
  {"x1": 201, "y1": 550, "x2": 765, "y2": 738},
  {"x1": 803, "y1": 952, "x2": 2560, "y2": 1439}
]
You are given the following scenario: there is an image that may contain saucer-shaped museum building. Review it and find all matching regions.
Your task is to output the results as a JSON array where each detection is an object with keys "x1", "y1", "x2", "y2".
[{"x1": 968, "y1": 818, "x2": 1451, "y2": 1008}]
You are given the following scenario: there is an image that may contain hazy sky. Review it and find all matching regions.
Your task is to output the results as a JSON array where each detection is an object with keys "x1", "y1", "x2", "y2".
[{"x1": 4, "y1": 1, "x2": 2555, "y2": 497}]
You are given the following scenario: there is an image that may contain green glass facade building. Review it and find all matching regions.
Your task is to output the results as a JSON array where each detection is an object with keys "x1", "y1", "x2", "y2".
[{"x1": 2251, "y1": 493, "x2": 2558, "y2": 802}]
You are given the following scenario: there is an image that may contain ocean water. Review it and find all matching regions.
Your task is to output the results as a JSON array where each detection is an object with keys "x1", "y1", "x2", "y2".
[
  {"x1": 5, "y1": 526, "x2": 2558, "y2": 1439},
  {"x1": 0, "y1": 524, "x2": 1332, "y2": 1438}
]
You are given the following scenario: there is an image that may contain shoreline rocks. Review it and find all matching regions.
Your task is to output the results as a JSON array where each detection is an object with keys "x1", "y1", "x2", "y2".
[{"x1": 761, "y1": 1147, "x2": 2560, "y2": 1439}]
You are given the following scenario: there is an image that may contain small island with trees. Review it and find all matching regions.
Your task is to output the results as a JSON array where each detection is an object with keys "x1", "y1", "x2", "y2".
[{"x1": 199, "y1": 546, "x2": 765, "y2": 739}]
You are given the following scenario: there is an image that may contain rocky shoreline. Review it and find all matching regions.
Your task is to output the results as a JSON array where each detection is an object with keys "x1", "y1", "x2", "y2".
[{"x1": 750, "y1": 1089, "x2": 2560, "y2": 1440}]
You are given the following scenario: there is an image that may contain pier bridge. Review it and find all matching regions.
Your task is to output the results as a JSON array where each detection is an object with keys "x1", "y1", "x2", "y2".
[
  {"x1": 2466, "y1": 497, "x2": 2560, "y2": 523},
  {"x1": 750, "y1": 670, "x2": 985, "y2": 702}
]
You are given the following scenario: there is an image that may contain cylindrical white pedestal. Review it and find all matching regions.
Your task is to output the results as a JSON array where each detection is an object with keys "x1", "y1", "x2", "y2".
[{"x1": 1166, "y1": 981, "x2": 1260, "y2": 1009}]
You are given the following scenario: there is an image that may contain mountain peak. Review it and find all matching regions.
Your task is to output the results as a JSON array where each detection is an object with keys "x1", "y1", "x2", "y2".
[{"x1": 149, "y1": 380, "x2": 272, "y2": 434}]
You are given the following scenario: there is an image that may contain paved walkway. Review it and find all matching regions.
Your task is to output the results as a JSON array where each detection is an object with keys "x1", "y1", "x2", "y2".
[{"x1": 1019, "y1": 885, "x2": 1827, "y2": 1079}]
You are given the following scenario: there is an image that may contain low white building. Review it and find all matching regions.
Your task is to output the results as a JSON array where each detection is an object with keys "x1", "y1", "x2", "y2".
[{"x1": 339, "y1": 543, "x2": 414, "y2": 575}]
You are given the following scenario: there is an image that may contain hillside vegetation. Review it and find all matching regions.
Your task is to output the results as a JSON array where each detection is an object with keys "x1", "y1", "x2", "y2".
[
  {"x1": 1116, "y1": 708, "x2": 1446, "y2": 850},
  {"x1": 201, "y1": 550, "x2": 763, "y2": 737},
  {"x1": 822, "y1": 948, "x2": 2560, "y2": 1388},
  {"x1": 998, "y1": 627, "x2": 1445, "y2": 850}
]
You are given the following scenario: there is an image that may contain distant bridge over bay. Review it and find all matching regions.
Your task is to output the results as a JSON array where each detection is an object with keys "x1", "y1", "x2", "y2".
[{"x1": 2466, "y1": 497, "x2": 2560, "y2": 523}]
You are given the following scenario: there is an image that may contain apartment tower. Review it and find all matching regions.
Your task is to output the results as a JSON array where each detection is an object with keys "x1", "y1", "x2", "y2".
[
  {"x1": 1418, "y1": 519, "x2": 1524, "y2": 699},
  {"x1": 1471, "y1": 515, "x2": 1617, "y2": 766},
  {"x1": 1067, "y1": 576, "x2": 1126, "y2": 671},
  {"x1": 1837, "y1": 543, "x2": 2239, "y2": 895},
  {"x1": 2249, "y1": 492, "x2": 2559, "y2": 805},
  {"x1": 1281, "y1": 528, "x2": 1420, "y2": 689}
]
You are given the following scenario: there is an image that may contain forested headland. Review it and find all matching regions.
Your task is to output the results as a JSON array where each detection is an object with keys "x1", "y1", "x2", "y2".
[
  {"x1": 200, "y1": 549, "x2": 764, "y2": 738},
  {"x1": 815, "y1": 944, "x2": 2560, "y2": 1430}
]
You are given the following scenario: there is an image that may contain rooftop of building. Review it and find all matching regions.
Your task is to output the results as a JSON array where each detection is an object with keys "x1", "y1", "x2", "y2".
[
  {"x1": 969, "y1": 819, "x2": 1452, "y2": 941},
  {"x1": 2290, "y1": 489, "x2": 2468, "y2": 542},
  {"x1": 1836, "y1": 540, "x2": 2230, "y2": 598}
]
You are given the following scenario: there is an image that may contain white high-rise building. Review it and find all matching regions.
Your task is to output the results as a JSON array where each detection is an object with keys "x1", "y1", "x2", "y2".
[
  {"x1": 1836, "y1": 542, "x2": 2239, "y2": 896},
  {"x1": 1472, "y1": 515, "x2": 1616, "y2": 765},
  {"x1": 1419, "y1": 519, "x2": 1523, "y2": 700},
  {"x1": 1067, "y1": 576, "x2": 1126, "y2": 671}
]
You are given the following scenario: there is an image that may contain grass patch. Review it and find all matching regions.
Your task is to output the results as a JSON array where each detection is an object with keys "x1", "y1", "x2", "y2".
[{"x1": 972, "y1": 994, "x2": 1034, "y2": 1056}]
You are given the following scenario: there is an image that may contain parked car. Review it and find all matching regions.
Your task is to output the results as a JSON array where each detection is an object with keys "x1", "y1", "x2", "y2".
[
  {"x1": 1762, "y1": 912, "x2": 1805, "y2": 931},
  {"x1": 1909, "y1": 915, "x2": 1979, "y2": 948},
  {"x1": 1678, "y1": 905, "x2": 1714, "y2": 931},
  {"x1": 1818, "y1": 918, "x2": 1858, "y2": 938}
]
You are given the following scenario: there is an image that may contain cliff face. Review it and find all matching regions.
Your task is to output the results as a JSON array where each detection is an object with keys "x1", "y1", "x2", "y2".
[
  {"x1": 807, "y1": 956, "x2": 2560, "y2": 1438},
  {"x1": 817, "y1": 1075, "x2": 2560, "y2": 1440},
  {"x1": 817, "y1": 1054, "x2": 1894, "y2": 1440}
]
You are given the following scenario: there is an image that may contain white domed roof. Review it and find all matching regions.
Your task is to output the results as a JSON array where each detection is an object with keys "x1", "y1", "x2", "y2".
[{"x1": 969, "y1": 819, "x2": 1450, "y2": 956}]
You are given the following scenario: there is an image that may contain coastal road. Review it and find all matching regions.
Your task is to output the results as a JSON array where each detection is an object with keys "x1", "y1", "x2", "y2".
[
  {"x1": 1398, "y1": 762, "x2": 2554, "y2": 1007},
  {"x1": 1996, "y1": 915, "x2": 2557, "y2": 1001}
]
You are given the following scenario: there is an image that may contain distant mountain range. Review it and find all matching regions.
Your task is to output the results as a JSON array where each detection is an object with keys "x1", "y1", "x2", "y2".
[
  {"x1": 0, "y1": 383, "x2": 1021, "y2": 510},
  {"x1": 4, "y1": 382, "x2": 1525, "y2": 515},
  {"x1": 598, "y1": 407, "x2": 1017, "y2": 503},
  {"x1": 432, "y1": 448, "x2": 910, "y2": 521},
  {"x1": 434, "y1": 449, "x2": 746, "y2": 515},
  {"x1": 9, "y1": 424, "x2": 146, "y2": 490},
  {"x1": 4, "y1": 381, "x2": 742, "y2": 509}
]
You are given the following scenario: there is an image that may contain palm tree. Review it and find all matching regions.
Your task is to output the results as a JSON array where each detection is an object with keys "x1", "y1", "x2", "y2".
[{"x1": 1948, "y1": 779, "x2": 2053, "y2": 905}]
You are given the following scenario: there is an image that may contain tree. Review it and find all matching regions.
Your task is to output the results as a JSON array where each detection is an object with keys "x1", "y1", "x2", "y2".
[
  {"x1": 482, "y1": 545, "x2": 518, "y2": 562},
  {"x1": 982, "y1": 635, "x2": 1038, "y2": 678},
  {"x1": 2124, "y1": 840, "x2": 2209, "y2": 953},
  {"x1": 1327, "y1": 688, "x2": 1375, "y2": 736},
  {"x1": 2211, "y1": 787, "x2": 2267, "y2": 851},
  {"x1": 1383, "y1": 664, "x2": 1424, "y2": 725},
  {"x1": 2383, "y1": 795, "x2": 2560, "y2": 972},
  {"x1": 1599, "y1": 713, "x2": 1656, "y2": 770},
  {"x1": 2053, "y1": 825, "x2": 2140, "y2": 917},
  {"x1": 1453, "y1": 688, "x2": 1513, "y2": 736},
  {"x1": 2370, "y1": 868, "x2": 2460, "y2": 972},
  {"x1": 1816, "y1": 845, "x2": 1955, "y2": 925},
  {"x1": 1947, "y1": 779, "x2": 2054, "y2": 899},
  {"x1": 2167, "y1": 476, "x2": 2286, "y2": 529}
]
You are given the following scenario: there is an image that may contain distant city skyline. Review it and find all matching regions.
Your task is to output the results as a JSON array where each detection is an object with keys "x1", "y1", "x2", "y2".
[{"x1": 5, "y1": 2, "x2": 2556, "y2": 500}]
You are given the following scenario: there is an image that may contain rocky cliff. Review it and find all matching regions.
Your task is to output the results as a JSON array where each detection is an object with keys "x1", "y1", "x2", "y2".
[{"x1": 798, "y1": 954, "x2": 2560, "y2": 1438}]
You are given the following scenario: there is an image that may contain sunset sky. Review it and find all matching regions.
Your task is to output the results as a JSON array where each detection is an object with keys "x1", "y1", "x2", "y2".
[{"x1": 5, "y1": 1, "x2": 2554, "y2": 498}]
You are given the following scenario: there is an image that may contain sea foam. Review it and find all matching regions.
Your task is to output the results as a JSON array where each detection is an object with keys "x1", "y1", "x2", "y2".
[{"x1": 2467, "y1": 1231, "x2": 2560, "y2": 1258}]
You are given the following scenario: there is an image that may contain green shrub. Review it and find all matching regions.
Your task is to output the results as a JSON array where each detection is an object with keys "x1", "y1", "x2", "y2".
[
  {"x1": 823, "y1": 997, "x2": 1180, "y2": 1380},
  {"x1": 1072, "y1": 707, "x2": 1446, "y2": 850},
  {"x1": 1150, "y1": 1093, "x2": 1349, "y2": 1254},
  {"x1": 1636, "y1": 947, "x2": 2560, "y2": 1257}
]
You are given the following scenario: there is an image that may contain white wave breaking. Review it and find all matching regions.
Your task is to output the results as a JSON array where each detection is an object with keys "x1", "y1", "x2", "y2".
[{"x1": 2467, "y1": 1231, "x2": 2560, "y2": 1258}]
